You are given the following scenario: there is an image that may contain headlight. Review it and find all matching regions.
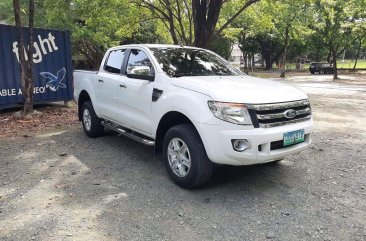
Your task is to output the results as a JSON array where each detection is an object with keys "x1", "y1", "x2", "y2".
[{"x1": 208, "y1": 101, "x2": 252, "y2": 125}]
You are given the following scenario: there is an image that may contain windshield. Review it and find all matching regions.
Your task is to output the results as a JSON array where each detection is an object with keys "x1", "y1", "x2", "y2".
[{"x1": 149, "y1": 47, "x2": 242, "y2": 77}]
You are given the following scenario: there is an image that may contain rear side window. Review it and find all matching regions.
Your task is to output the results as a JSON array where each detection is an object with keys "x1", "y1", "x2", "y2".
[{"x1": 105, "y1": 49, "x2": 125, "y2": 73}]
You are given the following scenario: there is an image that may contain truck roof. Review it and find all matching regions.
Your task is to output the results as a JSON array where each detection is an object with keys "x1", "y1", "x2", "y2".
[{"x1": 109, "y1": 44, "x2": 202, "y2": 50}]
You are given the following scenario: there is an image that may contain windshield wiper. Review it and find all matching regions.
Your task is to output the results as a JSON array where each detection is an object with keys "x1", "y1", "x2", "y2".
[{"x1": 172, "y1": 72, "x2": 200, "y2": 77}]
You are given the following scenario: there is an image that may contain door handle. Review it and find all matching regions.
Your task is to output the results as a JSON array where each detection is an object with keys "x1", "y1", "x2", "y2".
[
  {"x1": 98, "y1": 79, "x2": 104, "y2": 83},
  {"x1": 119, "y1": 84, "x2": 127, "y2": 88}
]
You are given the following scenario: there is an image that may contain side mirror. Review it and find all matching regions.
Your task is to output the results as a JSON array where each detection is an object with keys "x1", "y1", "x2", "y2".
[{"x1": 126, "y1": 65, "x2": 155, "y2": 81}]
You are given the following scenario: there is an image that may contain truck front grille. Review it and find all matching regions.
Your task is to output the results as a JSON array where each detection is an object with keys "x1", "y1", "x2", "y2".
[{"x1": 247, "y1": 99, "x2": 311, "y2": 128}]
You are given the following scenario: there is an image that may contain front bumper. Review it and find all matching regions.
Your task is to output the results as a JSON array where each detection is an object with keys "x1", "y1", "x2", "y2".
[{"x1": 196, "y1": 120, "x2": 313, "y2": 166}]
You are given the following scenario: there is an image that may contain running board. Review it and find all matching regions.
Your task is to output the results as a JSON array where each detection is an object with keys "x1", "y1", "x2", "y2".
[{"x1": 101, "y1": 121, "x2": 155, "y2": 146}]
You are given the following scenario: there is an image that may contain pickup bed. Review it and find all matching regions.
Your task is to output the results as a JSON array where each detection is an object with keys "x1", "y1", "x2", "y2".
[{"x1": 74, "y1": 44, "x2": 313, "y2": 188}]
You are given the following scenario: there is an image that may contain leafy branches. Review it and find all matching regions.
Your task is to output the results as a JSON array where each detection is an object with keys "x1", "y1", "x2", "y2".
[{"x1": 137, "y1": 0, "x2": 260, "y2": 47}]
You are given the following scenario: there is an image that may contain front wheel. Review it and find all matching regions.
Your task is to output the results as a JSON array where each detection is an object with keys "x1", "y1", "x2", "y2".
[
  {"x1": 81, "y1": 101, "x2": 104, "y2": 138},
  {"x1": 162, "y1": 124, "x2": 213, "y2": 189}
]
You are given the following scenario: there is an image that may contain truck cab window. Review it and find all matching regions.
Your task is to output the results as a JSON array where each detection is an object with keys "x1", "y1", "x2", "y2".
[
  {"x1": 105, "y1": 49, "x2": 125, "y2": 74},
  {"x1": 126, "y1": 49, "x2": 154, "y2": 75}
]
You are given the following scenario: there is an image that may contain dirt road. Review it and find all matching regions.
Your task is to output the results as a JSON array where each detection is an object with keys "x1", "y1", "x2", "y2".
[{"x1": 0, "y1": 73, "x2": 365, "y2": 241}]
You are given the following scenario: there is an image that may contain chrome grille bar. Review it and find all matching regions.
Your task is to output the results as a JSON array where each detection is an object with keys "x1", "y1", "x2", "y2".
[
  {"x1": 247, "y1": 99, "x2": 310, "y2": 111},
  {"x1": 257, "y1": 108, "x2": 311, "y2": 120},
  {"x1": 259, "y1": 116, "x2": 311, "y2": 128},
  {"x1": 249, "y1": 99, "x2": 312, "y2": 128}
]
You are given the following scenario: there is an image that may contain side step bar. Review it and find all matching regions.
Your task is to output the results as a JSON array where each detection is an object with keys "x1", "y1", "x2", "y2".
[{"x1": 101, "y1": 121, "x2": 155, "y2": 146}]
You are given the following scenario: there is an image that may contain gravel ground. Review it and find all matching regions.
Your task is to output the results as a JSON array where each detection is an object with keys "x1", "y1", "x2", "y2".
[{"x1": 0, "y1": 73, "x2": 365, "y2": 241}]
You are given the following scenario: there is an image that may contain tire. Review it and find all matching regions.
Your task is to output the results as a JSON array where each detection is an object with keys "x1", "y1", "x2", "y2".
[
  {"x1": 81, "y1": 101, "x2": 104, "y2": 138},
  {"x1": 162, "y1": 124, "x2": 213, "y2": 189}
]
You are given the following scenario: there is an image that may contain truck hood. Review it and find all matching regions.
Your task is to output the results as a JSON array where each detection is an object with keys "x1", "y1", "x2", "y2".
[{"x1": 171, "y1": 75, "x2": 308, "y2": 104}]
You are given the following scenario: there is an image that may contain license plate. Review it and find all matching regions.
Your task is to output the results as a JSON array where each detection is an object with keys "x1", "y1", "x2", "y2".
[{"x1": 283, "y1": 129, "x2": 305, "y2": 146}]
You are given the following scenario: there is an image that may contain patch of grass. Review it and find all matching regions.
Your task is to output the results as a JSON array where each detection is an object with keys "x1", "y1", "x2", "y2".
[
  {"x1": 337, "y1": 59, "x2": 366, "y2": 69},
  {"x1": 279, "y1": 59, "x2": 366, "y2": 70}
]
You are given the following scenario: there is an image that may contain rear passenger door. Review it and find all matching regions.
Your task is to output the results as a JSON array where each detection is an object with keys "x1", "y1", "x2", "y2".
[{"x1": 96, "y1": 48, "x2": 126, "y2": 122}]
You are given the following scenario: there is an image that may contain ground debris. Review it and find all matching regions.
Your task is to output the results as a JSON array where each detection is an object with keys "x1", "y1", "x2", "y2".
[{"x1": 0, "y1": 104, "x2": 78, "y2": 138}]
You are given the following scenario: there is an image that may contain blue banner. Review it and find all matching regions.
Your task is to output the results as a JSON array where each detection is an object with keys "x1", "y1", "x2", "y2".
[{"x1": 0, "y1": 24, "x2": 73, "y2": 108}]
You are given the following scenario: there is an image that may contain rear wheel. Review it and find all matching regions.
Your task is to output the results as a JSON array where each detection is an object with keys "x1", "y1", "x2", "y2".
[
  {"x1": 81, "y1": 101, "x2": 104, "y2": 138},
  {"x1": 163, "y1": 124, "x2": 213, "y2": 189}
]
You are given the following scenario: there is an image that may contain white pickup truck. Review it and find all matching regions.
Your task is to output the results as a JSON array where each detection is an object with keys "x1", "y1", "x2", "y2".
[{"x1": 74, "y1": 44, "x2": 313, "y2": 188}]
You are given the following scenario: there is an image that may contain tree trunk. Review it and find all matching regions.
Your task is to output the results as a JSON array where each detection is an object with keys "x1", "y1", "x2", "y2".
[
  {"x1": 280, "y1": 54, "x2": 286, "y2": 78},
  {"x1": 247, "y1": 54, "x2": 251, "y2": 69},
  {"x1": 280, "y1": 27, "x2": 289, "y2": 78},
  {"x1": 259, "y1": 42, "x2": 272, "y2": 70},
  {"x1": 251, "y1": 54, "x2": 254, "y2": 72},
  {"x1": 166, "y1": 2, "x2": 179, "y2": 45},
  {"x1": 24, "y1": 0, "x2": 35, "y2": 115},
  {"x1": 13, "y1": 0, "x2": 34, "y2": 117},
  {"x1": 327, "y1": 45, "x2": 332, "y2": 64},
  {"x1": 332, "y1": 47, "x2": 338, "y2": 80},
  {"x1": 192, "y1": 0, "x2": 223, "y2": 48},
  {"x1": 264, "y1": 54, "x2": 272, "y2": 70},
  {"x1": 353, "y1": 37, "x2": 362, "y2": 70},
  {"x1": 244, "y1": 53, "x2": 248, "y2": 69},
  {"x1": 192, "y1": 0, "x2": 259, "y2": 48},
  {"x1": 315, "y1": 47, "x2": 320, "y2": 62}
]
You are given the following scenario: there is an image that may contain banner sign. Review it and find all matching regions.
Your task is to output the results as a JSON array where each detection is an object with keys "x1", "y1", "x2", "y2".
[{"x1": 0, "y1": 24, "x2": 73, "y2": 108}]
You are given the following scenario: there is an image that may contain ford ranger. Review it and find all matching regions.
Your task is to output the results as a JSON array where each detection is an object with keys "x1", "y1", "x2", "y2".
[{"x1": 74, "y1": 44, "x2": 313, "y2": 188}]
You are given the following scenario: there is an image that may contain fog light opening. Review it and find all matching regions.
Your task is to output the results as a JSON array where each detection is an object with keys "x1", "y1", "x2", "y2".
[{"x1": 232, "y1": 139, "x2": 251, "y2": 152}]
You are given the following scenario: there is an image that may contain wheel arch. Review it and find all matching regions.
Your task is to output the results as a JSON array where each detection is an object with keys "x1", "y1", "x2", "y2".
[
  {"x1": 78, "y1": 90, "x2": 92, "y2": 121},
  {"x1": 155, "y1": 111, "x2": 199, "y2": 154}
]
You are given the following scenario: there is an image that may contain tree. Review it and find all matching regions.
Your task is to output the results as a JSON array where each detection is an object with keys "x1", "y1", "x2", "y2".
[
  {"x1": 137, "y1": 0, "x2": 194, "y2": 45},
  {"x1": 312, "y1": 0, "x2": 366, "y2": 79},
  {"x1": 275, "y1": 0, "x2": 312, "y2": 77},
  {"x1": 350, "y1": 18, "x2": 366, "y2": 70},
  {"x1": 139, "y1": 0, "x2": 260, "y2": 48},
  {"x1": 209, "y1": 34, "x2": 234, "y2": 60},
  {"x1": 238, "y1": 33, "x2": 259, "y2": 69},
  {"x1": 352, "y1": 33, "x2": 366, "y2": 70},
  {"x1": 229, "y1": 0, "x2": 312, "y2": 73},
  {"x1": 222, "y1": 0, "x2": 284, "y2": 70},
  {"x1": 13, "y1": 0, "x2": 35, "y2": 117},
  {"x1": 256, "y1": 33, "x2": 283, "y2": 70},
  {"x1": 44, "y1": 0, "x2": 143, "y2": 69}
]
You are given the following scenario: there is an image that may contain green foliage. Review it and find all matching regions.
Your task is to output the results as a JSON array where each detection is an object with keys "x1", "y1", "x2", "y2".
[
  {"x1": 221, "y1": 0, "x2": 315, "y2": 69},
  {"x1": 137, "y1": 0, "x2": 193, "y2": 45},
  {"x1": 0, "y1": 0, "x2": 13, "y2": 21},
  {"x1": 0, "y1": 0, "x2": 46, "y2": 26},
  {"x1": 2, "y1": 0, "x2": 365, "y2": 70},
  {"x1": 310, "y1": 0, "x2": 366, "y2": 77},
  {"x1": 42, "y1": 0, "x2": 164, "y2": 68},
  {"x1": 208, "y1": 35, "x2": 233, "y2": 60},
  {"x1": 44, "y1": 0, "x2": 140, "y2": 47}
]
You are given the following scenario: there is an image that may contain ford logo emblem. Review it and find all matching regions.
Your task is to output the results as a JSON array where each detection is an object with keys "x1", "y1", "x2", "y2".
[{"x1": 284, "y1": 109, "x2": 297, "y2": 119}]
